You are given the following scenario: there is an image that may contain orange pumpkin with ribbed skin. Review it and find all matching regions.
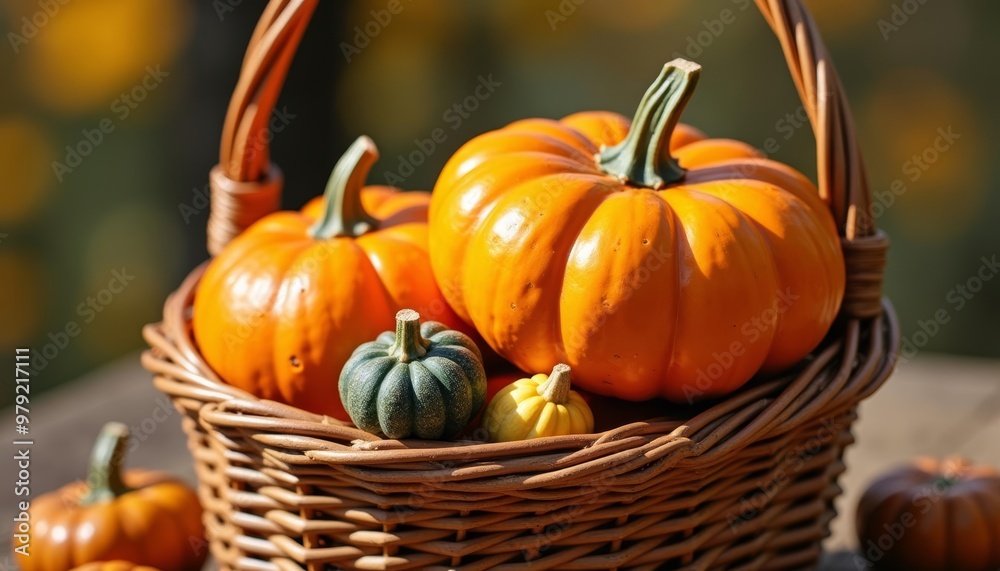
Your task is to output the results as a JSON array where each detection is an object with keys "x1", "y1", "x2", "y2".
[
  {"x1": 194, "y1": 136, "x2": 470, "y2": 420},
  {"x1": 15, "y1": 423, "x2": 205, "y2": 571},
  {"x1": 856, "y1": 457, "x2": 1000, "y2": 571},
  {"x1": 429, "y1": 59, "x2": 845, "y2": 403}
]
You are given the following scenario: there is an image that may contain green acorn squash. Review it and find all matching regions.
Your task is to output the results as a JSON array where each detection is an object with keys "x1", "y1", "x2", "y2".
[{"x1": 339, "y1": 309, "x2": 487, "y2": 439}]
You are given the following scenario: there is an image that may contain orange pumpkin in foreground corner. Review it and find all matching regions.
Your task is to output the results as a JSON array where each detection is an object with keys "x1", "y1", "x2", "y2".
[
  {"x1": 194, "y1": 136, "x2": 471, "y2": 420},
  {"x1": 856, "y1": 456, "x2": 1000, "y2": 571},
  {"x1": 429, "y1": 58, "x2": 845, "y2": 403},
  {"x1": 14, "y1": 423, "x2": 205, "y2": 571}
]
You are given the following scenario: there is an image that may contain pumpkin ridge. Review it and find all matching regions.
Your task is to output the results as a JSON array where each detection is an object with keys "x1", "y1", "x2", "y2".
[
  {"x1": 345, "y1": 235, "x2": 401, "y2": 325},
  {"x1": 560, "y1": 111, "x2": 631, "y2": 149},
  {"x1": 224, "y1": 242, "x2": 304, "y2": 400},
  {"x1": 439, "y1": 130, "x2": 595, "y2": 190},
  {"x1": 407, "y1": 360, "x2": 447, "y2": 439},
  {"x1": 271, "y1": 240, "x2": 374, "y2": 407},
  {"x1": 471, "y1": 174, "x2": 615, "y2": 364},
  {"x1": 658, "y1": 188, "x2": 779, "y2": 397},
  {"x1": 675, "y1": 182, "x2": 786, "y2": 367},
  {"x1": 345, "y1": 357, "x2": 397, "y2": 433},
  {"x1": 683, "y1": 158, "x2": 831, "y2": 225},
  {"x1": 446, "y1": 155, "x2": 603, "y2": 282},
  {"x1": 496, "y1": 128, "x2": 597, "y2": 165},
  {"x1": 427, "y1": 328, "x2": 483, "y2": 360},
  {"x1": 502, "y1": 118, "x2": 599, "y2": 155},
  {"x1": 681, "y1": 177, "x2": 845, "y2": 369},
  {"x1": 660, "y1": 196, "x2": 684, "y2": 392},
  {"x1": 420, "y1": 356, "x2": 475, "y2": 438},
  {"x1": 518, "y1": 395, "x2": 546, "y2": 440},
  {"x1": 426, "y1": 344, "x2": 486, "y2": 410},
  {"x1": 376, "y1": 363, "x2": 414, "y2": 438},
  {"x1": 352, "y1": 231, "x2": 439, "y2": 316}
]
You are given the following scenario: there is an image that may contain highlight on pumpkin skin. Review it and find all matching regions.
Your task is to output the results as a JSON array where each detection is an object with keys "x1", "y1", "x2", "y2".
[
  {"x1": 481, "y1": 364, "x2": 595, "y2": 442},
  {"x1": 428, "y1": 59, "x2": 845, "y2": 405}
]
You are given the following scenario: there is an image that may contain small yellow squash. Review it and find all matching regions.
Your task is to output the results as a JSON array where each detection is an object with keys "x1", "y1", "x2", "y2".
[{"x1": 482, "y1": 364, "x2": 594, "y2": 442}]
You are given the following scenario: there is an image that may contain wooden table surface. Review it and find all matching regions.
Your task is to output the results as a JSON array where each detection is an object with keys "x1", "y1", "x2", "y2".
[{"x1": 3, "y1": 352, "x2": 998, "y2": 570}]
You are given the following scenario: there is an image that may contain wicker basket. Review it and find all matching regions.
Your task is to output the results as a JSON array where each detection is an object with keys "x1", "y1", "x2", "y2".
[{"x1": 142, "y1": 0, "x2": 900, "y2": 569}]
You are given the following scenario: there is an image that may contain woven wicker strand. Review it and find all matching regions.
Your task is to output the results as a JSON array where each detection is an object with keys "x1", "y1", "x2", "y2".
[{"x1": 143, "y1": 0, "x2": 900, "y2": 569}]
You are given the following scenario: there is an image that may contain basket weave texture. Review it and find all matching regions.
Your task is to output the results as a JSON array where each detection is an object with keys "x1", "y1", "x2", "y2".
[{"x1": 142, "y1": 0, "x2": 900, "y2": 569}]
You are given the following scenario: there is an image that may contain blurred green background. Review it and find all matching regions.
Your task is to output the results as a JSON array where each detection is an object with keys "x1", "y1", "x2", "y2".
[{"x1": 0, "y1": 0, "x2": 997, "y2": 401}]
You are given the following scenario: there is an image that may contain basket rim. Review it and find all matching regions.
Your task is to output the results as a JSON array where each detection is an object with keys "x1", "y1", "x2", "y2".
[{"x1": 142, "y1": 262, "x2": 900, "y2": 462}]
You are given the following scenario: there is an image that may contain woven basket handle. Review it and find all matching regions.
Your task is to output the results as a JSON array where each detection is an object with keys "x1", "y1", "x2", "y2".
[
  {"x1": 207, "y1": 0, "x2": 887, "y2": 317},
  {"x1": 207, "y1": 0, "x2": 318, "y2": 255}
]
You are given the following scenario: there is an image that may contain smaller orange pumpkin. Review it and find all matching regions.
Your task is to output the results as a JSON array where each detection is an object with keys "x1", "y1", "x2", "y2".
[
  {"x1": 856, "y1": 456, "x2": 1000, "y2": 571},
  {"x1": 71, "y1": 562, "x2": 162, "y2": 571},
  {"x1": 14, "y1": 423, "x2": 206, "y2": 571},
  {"x1": 194, "y1": 136, "x2": 473, "y2": 420}
]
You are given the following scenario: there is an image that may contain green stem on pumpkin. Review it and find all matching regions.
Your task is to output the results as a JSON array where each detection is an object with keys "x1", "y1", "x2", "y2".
[
  {"x1": 932, "y1": 477, "x2": 958, "y2": 490},
  {"x1": 308, "y1": 135, "x2": 380, "y2": 239},
  {"x1": 390, "y1": 309, "x2": 430, "y2": 363},
  {"x1": 597, "y1": 58, "x2": 702, "y2": 189},
  {"x1": 81, "y1": 422, "x2": 132, "y2": 505},
  {"x1": 539, "y1": 364, "x2": 573, "y2": 404}
]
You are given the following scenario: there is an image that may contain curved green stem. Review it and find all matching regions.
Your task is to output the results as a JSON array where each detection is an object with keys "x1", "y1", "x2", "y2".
[
  {"x1": 308, "y1": 135, "x2": 380, "y2": 239},
  {"x1": 390, "y1": 309, "x2": 430, "y2": 363},
  {"x1": 598, "y1": 59, "x2": 702, "y2": 189},
  {"x1": 539, "y1": 364, "x2": 572, "y2": 404},
  {"x1": 81, "y1": 422, "x2": 132, "y2": 505}
]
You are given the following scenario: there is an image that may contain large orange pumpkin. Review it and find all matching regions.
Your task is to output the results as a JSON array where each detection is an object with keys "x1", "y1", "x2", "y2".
[
  {"x1": 194, "y1": 136, "x2": 469, "y2": 420},
  {"x1": 429, "y1": 59, "x2": 845, "y2": 403}
]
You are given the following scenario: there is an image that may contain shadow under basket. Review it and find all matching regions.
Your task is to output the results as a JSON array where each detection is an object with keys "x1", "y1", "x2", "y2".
[{"x1": 142, "y1": 0, "x2": 900, "y2": 569}]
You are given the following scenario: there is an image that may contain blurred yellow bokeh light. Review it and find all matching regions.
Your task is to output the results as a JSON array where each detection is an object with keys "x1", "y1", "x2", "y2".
[
  {"x1": 863, "y1": 67, "x2": 983, "y2": 240},
  {"x1": 0, "y1": 250, "x2": 44, "y2": 346},
  {"x1": 9, "y1": 0, "x2": 191, "y2": 113},
  {"x1": 0, "y1": 117, "x2": 53, "y2": 224}
]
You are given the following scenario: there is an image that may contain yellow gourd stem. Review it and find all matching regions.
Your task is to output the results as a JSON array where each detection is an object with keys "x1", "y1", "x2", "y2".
[{"x1": 538, "y1": 363, "x2": 572, "y2": 404}]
